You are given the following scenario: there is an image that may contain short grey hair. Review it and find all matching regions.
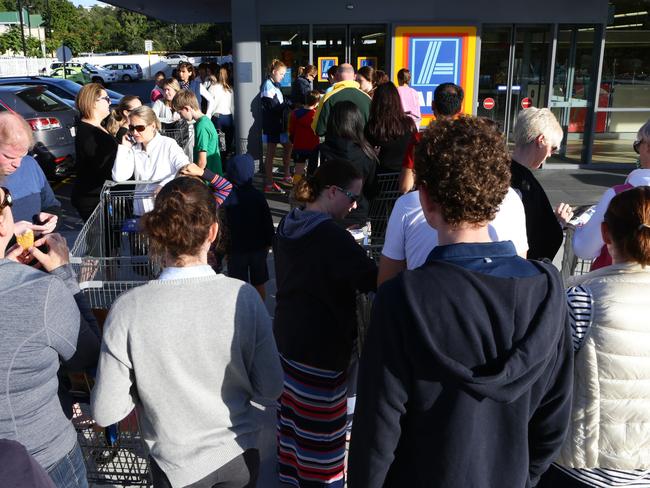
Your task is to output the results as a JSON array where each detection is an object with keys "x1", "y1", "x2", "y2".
[
  {"x1": 513, "y1": 107, "x2": 563, "y2": 148},
  {"x1": 636, "y1": 119, "x2": 650, "y2": 143}
]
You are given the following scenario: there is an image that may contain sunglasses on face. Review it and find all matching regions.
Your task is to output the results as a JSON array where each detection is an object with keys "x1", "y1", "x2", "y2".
[
  {"x1": 97, "y1": 96, "x2": 111, "y2": 103},
  {"x1": 633, "y1": 140, "x2": 644, "y2": 154},
  {"x1": 128, "y1": 124, "x2": 147, "y2": 133},
  {"x1": 0, "y1": 186, "x2": 13, "y2": 211},
  {"x1": 328, "y1": 185, "x2": 361, "y2": 203}
]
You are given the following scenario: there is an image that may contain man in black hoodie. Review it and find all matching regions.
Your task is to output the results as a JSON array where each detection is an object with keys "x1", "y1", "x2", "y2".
[{"x1": 348, "y1": 116, "x2": 573, "y2": 488}]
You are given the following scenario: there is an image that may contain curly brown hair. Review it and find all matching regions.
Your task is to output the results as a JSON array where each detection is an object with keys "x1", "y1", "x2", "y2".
[
  {"x1": 141, "y1": 177, "x2": 218, "y2": 264},
  {"x1": 415, "y1": 116, "x2": 511, "y2": 226}
]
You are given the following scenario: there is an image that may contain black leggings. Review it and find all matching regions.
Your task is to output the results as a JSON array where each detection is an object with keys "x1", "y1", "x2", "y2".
[{"x1": 150, "y1": 449, "x2": 260, "y2": 488}]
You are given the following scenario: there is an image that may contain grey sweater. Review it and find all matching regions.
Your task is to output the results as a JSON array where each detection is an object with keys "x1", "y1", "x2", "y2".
[
  {"x1": 91, "y1": 274, "x2": 283, "y2": 488},
  {"x1": 0, "y1": 260, "x2": 80, "y2": 469}
]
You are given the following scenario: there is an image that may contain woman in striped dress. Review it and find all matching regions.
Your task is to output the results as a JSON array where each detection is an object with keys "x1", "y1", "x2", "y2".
[{"x1": 273, "y1": 159, "x2": 377, "y2": 487}]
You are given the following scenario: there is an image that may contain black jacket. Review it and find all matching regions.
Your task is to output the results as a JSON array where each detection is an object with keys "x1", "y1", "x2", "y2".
[
  {"x1": 319, "y1": 137, "x2": 378, "y2": 226},
  {"x1": 273, "y1": 214, "x2": 377, "y2": 370},
  {"x1": 348, "y1": 259, "x2": 573, "y2": 488},
  {"x1": 510, "y1": 160, "x2": 564, "y2": 260},
  {"x1": 290, "y1": 75, "x2": 312, "y2": 106}
]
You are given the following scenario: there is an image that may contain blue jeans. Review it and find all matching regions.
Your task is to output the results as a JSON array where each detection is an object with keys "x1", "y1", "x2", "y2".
[{"x1": 46, "y1": 443, "x2": 88, "y2": 488}]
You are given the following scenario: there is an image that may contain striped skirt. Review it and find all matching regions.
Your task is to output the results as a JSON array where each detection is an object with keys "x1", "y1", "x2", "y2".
[{"x1": 277, "y1": 356, "x2": 348, "y2": 487}]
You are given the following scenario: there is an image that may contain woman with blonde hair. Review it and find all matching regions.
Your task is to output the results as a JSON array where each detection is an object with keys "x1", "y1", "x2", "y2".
[
  {"x1": 104, "y1": 95, "x2": 142, "y2": 142},
  {"x1": 261, "y1": 59, "x2": 293, "y2": 193},
  {"x1": 212, "y1": 65, "x2": 235, "y2": 157},
  {"x1": 152, "y1": 78, "x2": 181, "y2": 122},
  {"x1": 71, "y1": 82, "x2": 117, "y2": 221},
  {"x1": 290, "y1": 64, "x2": 316, "y2": 106}
]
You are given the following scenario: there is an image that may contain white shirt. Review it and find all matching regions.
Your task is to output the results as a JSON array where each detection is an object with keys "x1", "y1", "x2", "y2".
[
  {"x1": 211, "y1": 83, "x2": 234, "y2": 116},
  {"x1": 382, "y1": 188, "x2": 529, "y2": 269},
  {"x1": 151, "y1": 100, "x2": 179, "y2": 123},
  {"x1": 112, "y1": 133, "x2": 189, "y2": 214},
  {"x1": 572, "y1": 168, "x2": 650, "y2": 259},
  {"x1": 159, "y1": 265, "x2": 216, "y2": 281}
]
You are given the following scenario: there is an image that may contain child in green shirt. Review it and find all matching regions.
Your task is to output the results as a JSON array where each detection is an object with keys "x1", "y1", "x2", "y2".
[{"x1": 172, "y1": 90, "x2": 223, "y2": 175}]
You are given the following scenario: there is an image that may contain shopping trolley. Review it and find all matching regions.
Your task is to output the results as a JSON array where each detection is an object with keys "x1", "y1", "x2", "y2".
[
  {"x1": 367, "y1": 172, "x2": 401, "y2": 261},
  {"x1": 559, "y1": 204, "x2": 597, "y2": 282},
  {"x1": 71, "y1": 181, "x2": 160, "y2": 486}
]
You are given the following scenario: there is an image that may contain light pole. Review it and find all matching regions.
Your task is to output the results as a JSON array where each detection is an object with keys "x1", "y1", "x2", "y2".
[{"x1": 16, "y1": 0, "x2": 28, "y2": 58}]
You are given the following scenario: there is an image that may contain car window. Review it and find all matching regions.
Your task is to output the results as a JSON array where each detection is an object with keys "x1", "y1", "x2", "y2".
[
  {"x1": 17, "y1": 88, "x2": 68, "y2": 112},
  {"x1": 45, "y1": 85, "x2": 73, "y2": 100}
]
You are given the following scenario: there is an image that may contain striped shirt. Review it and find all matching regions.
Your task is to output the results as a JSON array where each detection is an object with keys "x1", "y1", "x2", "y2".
[
  {"x1": 202, "y1": 168, "x2": 232, "y2": 207},
  {"x1": 557, "y1": 286, "x2": 650, "y2": 487}
]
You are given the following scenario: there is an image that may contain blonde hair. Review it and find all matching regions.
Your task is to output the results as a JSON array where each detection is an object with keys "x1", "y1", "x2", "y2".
[
  {"x1": 105, "y1": 95, "x2": 141, "y2": 137},
  {"x1": 129, "y1": 105, "x2": 161, "y2": 131},
  {"x1": 218, "y1": 67, "x2": 232, "y2": 92},
  {"x1": 171, "y1": 90, "x2": 200, "y2": 112},
  {"x1": 513, "y1": 107, "x2": 563, "y2": 148},
  {"x1": 161, "y1": 78, "x2": 181, "y2": 107},
  {"x1": 0, "y1": 112, "x2": 34, "y2": 150},
  {"x1": 269, "y1": 59, "x2": 286, "y2": 75},
  {"x1": 75, "y1": 82, "x2": 106, "y2": 119}
]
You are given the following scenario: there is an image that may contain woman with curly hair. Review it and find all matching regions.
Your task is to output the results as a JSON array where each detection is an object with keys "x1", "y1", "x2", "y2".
[
  {"x1": 349, "y1": 116, "x2": 573, "y2": 488},
  {"x1": 91, "y1": 177, "x2": 283, "y2": 488}
]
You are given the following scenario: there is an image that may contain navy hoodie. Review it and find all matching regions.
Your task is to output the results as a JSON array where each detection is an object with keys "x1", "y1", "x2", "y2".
[
  {"x1": 223, "y1": 154, "x2": 275, "y2": 253},
  {"x1": 348, "y1": 258, "x2": 573, "y2": 488}
]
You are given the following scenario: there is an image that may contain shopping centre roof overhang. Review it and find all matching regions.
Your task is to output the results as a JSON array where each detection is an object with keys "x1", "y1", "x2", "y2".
[{"x1": 104, "y1": 0, "x2": 231, "y2": 23}]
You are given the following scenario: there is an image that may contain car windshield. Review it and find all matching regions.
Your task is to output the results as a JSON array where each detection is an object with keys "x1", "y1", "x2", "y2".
[{"x1": 17, "y1": 88, "x2": 69, "y2": 112}]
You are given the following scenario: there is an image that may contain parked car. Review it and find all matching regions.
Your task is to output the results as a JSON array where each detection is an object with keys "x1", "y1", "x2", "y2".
[
  {"x1": 50, "y1": 66, "x2": 91, "y2": 85},
  {"x1": 50, "y1": 62, "x2": 117, "y2": 85},
  {"x1": 101, "y1": 63, "x2": 143, "y2": 81},
  {"x1": 162, "y1": 53, "x2": 195, "y2": 67},
  {"x1": 0, "y1": 76, "x2": 124, "y2": 109},
  {"x1": 0, "y1": 84, "x2": 77, "y2": 178}
]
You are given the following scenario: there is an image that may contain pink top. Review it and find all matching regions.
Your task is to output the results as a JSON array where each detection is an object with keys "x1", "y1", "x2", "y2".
[{"x1": 397, "y1": 84, "x2": 422, "y2": 126}]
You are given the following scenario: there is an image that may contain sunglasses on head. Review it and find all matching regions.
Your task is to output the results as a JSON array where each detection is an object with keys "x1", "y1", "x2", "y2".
[
  {"x1": 128, "y1": 124, "x2": 147, "y2": 133},
  {"x1": 327, "y1": 185, "x2": 361, "y2": 203},
  {"x1": 0, "y1": 186, "x2": 13, "y2": 211}
]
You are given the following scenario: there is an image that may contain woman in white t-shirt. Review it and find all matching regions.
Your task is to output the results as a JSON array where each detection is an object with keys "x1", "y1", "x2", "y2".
[
  {"x1": 151, "y1": 78, "x2": 181, "y2": 123},
  {"x1": 211, "y1": 66, "x2": 235, "y2": 157}
]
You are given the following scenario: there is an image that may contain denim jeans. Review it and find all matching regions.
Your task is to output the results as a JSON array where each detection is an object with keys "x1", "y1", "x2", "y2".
[{"x1": 46, "y1": 443, "x2": 88, "y2": 488}]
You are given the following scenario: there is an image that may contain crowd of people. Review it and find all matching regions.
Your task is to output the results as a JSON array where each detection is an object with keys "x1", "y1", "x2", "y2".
[{"x1": 1, "y1": 57, "x2": 650, "y2": 488}]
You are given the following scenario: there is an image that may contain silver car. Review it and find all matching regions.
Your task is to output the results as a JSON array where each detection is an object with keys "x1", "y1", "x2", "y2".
[
  {"x1": 101, "y1": 63, "x2": 143, "y2": 82},
  {"x1": 0, "y1": 85, "x2": 77, "y2": 178}
]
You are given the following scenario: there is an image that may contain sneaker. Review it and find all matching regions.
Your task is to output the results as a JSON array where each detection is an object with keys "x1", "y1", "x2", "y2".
[
  {"x1": 278, "y1": 176, "x2": 294, "y2": 187},
  {"x1": 264, "y1": 182, "x2": 285, "y2": 194}
]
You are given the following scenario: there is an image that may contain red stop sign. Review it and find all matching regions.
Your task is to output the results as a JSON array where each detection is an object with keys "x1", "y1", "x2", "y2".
[
  {"x1": 483, "y1": 97, "x2": 495, "y2": 110},
  {"x1": 521, "y1": 97, "x2": 533, "y2": 109}
]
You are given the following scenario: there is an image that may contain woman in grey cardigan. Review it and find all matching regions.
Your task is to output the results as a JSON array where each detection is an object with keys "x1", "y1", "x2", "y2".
[{"x1": 91, "y1": 177, "x2": 283, "y2": 488}]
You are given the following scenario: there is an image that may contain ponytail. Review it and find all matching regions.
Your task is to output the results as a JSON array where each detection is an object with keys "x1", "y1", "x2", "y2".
[
  {"x1": 291, "y1": 159, "x2": 362, "y2": 204},
  {"x1": 604, "y1": 186, "x2": 650, "y2": 267}
]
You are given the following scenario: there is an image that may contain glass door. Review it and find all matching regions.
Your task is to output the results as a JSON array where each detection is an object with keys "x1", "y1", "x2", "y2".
[
  {"x1": 350, "y1": 25, "x2": 387, "y2": 73},
  {"x1": 478, "y1": 25, "x2": 552, "y2": 142},
  {"x1": 312, "y1": 25, "x2": 347, "y2": 91}
]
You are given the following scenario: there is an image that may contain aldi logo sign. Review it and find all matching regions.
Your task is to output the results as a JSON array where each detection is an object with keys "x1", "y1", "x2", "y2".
[
  {"x1": 411, "y1": 38, "x2": 460, "y2": 87},
  {"x1": 394, "y1": 26, "x2": 477, "y2": 127}
]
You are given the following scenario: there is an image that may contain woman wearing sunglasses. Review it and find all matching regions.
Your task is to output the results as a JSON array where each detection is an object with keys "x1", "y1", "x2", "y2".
[
  {"x1": 71, "y1": 83, "x2": 117, "y2": 221},
  {"x1": 273, "y1": 159, "x2": 377, "y2": 487},
  {"x1": 112, "y1": 105, "x2": 189, "y2": 215},
  {"x1": 573, "y1": 119, "x2": 650, "y2": 270}
]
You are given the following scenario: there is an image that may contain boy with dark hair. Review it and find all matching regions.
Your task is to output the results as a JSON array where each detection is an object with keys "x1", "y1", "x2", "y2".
[
  {"x1": 172, "y1": 89, "x2": 223, "y2": 175},
  {"x1": 348, "y1": 116, "x2": 573, "y2": 488},
  {"x1": 288, "y1": 90, "x2": 321, "y2": 180},
  {"x1": 432, "y1": 82, "x2": 464, "y2": 118}
]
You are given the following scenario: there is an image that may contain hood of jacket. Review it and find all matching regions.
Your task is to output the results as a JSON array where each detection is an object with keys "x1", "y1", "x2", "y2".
[
  {"x1": 277, "y1": 207, "x2": 330, "y2": 241},
  {"x1": 401, "y1": 260, "x2": 567, "y2": 403},
  {"x1": 226, "y1": 154, "x2": 255, "y2": 186}
]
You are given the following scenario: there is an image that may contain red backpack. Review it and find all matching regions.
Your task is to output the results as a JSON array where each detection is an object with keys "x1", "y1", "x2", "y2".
[{"x1": 589, "y1": 182, "x2": 634, "y2": 271}]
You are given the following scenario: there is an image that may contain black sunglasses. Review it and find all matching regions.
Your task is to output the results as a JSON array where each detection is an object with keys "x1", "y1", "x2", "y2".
[
  {"x1": 327, "y1": 185, "x2": 361, "y2": 203},
  {"x1": 128, "y1": 124, "x2": 147, "y2": 133},
  {"x1": 633, "y1": 140, "x2": 644, "y2": 154},
  {"x1": 0, "y1": 186, "x2": 13, "y2": 210}
]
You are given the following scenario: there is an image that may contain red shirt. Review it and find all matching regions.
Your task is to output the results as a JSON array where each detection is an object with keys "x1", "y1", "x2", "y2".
[{"x1": 288, "y1": 108, "x2": 319, "y2": 151}]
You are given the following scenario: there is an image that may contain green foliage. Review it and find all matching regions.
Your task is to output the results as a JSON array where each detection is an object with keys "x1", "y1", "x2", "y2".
[
  {"x1": 0, "y1": 25, "x2": 42, "y2": 56},
  {"x1": 1, "y1": 0, "x2": 232, "y2": 56}
]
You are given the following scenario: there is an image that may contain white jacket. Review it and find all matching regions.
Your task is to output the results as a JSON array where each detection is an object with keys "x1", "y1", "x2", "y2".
[
  {"x1": 573, "y1": 169, "x2": 650, "y2": 259},
  {"x1": 559, "y1": 263, "x2": 650, "y2": 469}
]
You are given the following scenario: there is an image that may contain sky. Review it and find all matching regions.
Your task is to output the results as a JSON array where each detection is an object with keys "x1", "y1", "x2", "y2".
[{"x1": 72, "y1": 0, "x2": 105, "y2": 7}]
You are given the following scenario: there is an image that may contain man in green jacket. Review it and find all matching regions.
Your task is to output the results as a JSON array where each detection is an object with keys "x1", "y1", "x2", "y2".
[{"x1": 312, "y1": 63, "x2": 371, "y2": 136}]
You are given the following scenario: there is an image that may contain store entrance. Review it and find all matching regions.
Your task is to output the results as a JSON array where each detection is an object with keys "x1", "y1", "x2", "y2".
[{"x1": 477, "y1": 25, "x2": 552, "y2": 144}]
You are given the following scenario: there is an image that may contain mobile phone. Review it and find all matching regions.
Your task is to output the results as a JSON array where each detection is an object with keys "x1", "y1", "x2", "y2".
[{"x1": 126, "y1": 133, "x2": 137, "y2": 144}]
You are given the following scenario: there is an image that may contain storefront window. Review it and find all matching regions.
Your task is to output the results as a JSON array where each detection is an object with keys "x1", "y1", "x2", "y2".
[
  {"x1": 592, "y1": 1, "x2": 650, "y2": 163},
  {"x1": 260, "y1": 25, "x2": 309, "y2": 94}
]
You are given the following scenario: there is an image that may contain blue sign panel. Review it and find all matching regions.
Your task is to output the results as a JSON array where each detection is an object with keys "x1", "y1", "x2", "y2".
[
  {"x1": 318, "y1": 57, "x2": 338, "y2": 82},
  {"x1": 280, "y1": 68, "x2": 292, "y2": 88},
  {"x1": 410, "y1": 37, "x2": 461, "y2": 116}
]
